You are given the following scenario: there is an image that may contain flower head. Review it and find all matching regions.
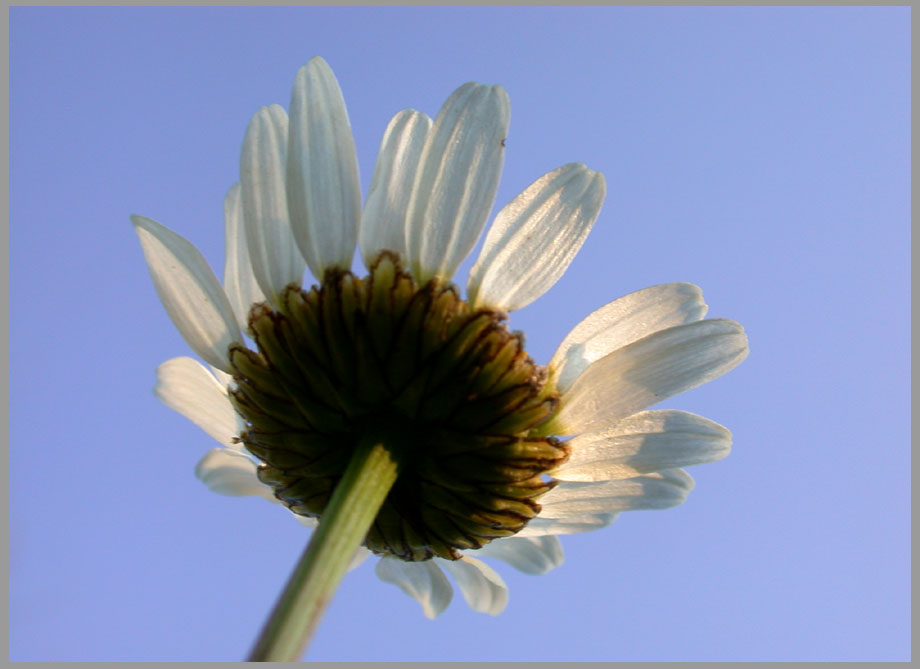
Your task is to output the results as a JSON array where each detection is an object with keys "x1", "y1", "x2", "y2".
[{"x1": 134, "y1": 57, "x2": 748, "y2": 618}]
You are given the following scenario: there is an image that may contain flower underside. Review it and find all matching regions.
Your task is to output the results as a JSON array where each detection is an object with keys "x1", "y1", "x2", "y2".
[{"x1": 229, "y1": 252, "x2": 569, "y2": 561}]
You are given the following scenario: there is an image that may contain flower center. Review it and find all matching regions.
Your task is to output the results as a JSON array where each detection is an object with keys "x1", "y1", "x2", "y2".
[{"x1": 228, "y1": 252, "x2": 568, "y2": 561}]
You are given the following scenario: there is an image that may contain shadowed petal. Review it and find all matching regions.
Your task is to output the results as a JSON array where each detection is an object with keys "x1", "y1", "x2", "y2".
[
  {"x1": 240, "y1": 105, "x2": 306, "y2": 303},
  {"x1": 347, "y1": 547, "x2": 371, "y2": 572},
  {"x1": 440, "y1": 556, "x2": 508, "y2": 615},
  {"x1": 194, "y1": 448, "x2": 278, "y2": 502},
  {"x1": 222, "y1": 183, "x2": 267, "y2": 332},
  {"x1": 361, "y1": 109, "x2": 432, "y2": 268},
  {"x1": 132, "y1": 215, "x2": 242, "y2": 371},
  {"x1": 292, "y1": 514, "x2": 318, "y2": 528},
  {"x1": 538, "y1": 470, "x2": 695, "y2": 517},
  {"x1": 515, "y1": 513, "x2": 619, "y2": 537},
  {"x1": 209, "y1": 366, "x2": 234, "y2": 389},
  {"x1": 375, "y1": 557, "x2": 453, "y2": 619},
  {"x1": 473, "y1": 535, "x2": 564, "y2": 574},
  {"x1": 553, "y1": 410, "x2": 732, "y2": 482},
  {"x1": 287, "y1": 57, "x2": 361, "y2": 276},
  {"x1": 154, "y1": 357, "x2": 243, "y2": 450}
]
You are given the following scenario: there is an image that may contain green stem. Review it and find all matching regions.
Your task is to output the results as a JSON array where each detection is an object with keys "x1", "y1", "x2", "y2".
[{"x1": 247, "y1": 436, "x2": 400, "y2": 662}]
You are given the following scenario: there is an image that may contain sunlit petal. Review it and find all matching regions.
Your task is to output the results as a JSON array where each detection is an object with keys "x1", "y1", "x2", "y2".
[
  {"x1": 551, "y1": 319, "x2": 749, "y2": 435},
  {"x1": 468, "y1": 163, "x2": 605, "y2": 311},
  {"x1": 405, "y1": 82, "x2": 510, "y2": 282},
  {"x1": 551, "y1": 283, "x2": 709, "y2": 392}
]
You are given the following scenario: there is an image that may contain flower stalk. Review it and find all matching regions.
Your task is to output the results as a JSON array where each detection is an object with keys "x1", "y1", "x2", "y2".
[{"x1": 247, "y1": 435, "x2": 401, "y2": 661}]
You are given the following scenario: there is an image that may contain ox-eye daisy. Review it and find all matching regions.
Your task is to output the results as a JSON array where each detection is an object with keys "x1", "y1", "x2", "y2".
[{"x1": 133, "y1": 57, "x2": 748, "y2": 660}]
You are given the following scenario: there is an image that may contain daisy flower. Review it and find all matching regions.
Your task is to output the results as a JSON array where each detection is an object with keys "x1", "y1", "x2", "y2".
[{"x1": 133, "y1": 57, "x2": 748, "y2": 654}]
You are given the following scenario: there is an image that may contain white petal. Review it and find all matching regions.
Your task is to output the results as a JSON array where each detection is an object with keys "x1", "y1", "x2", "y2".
[
  {"x1": 154, "y1": 357, "x2": 243, "y2": 450},
  {"x1": 473, "y1": 535, "x2": 564, "y2": 575},
  {"x1": 287, "y1": 57, "x2": 361, "y2": 276},
  {"x1": 440, "y1": 556, "x2": 508, "y2": 616},
  {"x1": 550, "y1": 283, "x2": 709, "y2": 392},
  {"x1": 222, "y1": 183, "x2": 267, "y2": 332},
  {"x1": 292, "y1": 513, "x2": 318, "y2": 528},
  {"x1": 209, "y1": 365, "x2": 235, "y2": 391},
  {"x1": 194, "y1": 448, "x2": 278, "y2": 502},
  {"x1": 405, "y1": 82, "x2": 510, "y2": 283},
  {"x1": 538, "y1": 470, "x2": 694, "y2": 518},
  {"x1": 374, "y1": 557, "x2": 453, "y2": 619},
  {"x1": 240, "y1": 105, "x2": 306, "y2": 303},
  {"x1": 132, "y1": 215, "x2": 242, "y2": 372},
  {"x1": 468, "y1": 163, "x2": 606, "y2": 311},
  {"x1": 515, "y1": 513, "x2": 619, "y2": 537},
  {"x1": 551, "y1": 319, "x2": 749, "y2": 435},
  {"x1": 554, "y1": 410, "x2": 732, "y2": 482},
  {"x1": 360, "y1": 109, "x2": 432, "y2": 268},
  {"x1": 347, "y1": 546, "x2": 371, "y2": 572}
]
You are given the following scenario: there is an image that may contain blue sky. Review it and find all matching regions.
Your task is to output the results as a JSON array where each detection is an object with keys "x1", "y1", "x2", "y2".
[{"x1": 9, "y1": 6, "x2": 909, "y2": 662}]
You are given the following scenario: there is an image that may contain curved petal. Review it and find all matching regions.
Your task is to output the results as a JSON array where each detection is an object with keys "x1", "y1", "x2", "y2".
[
  {"x1": 194, "y1": 448, "x2": 278, "y2": 502},
  {"x1": 440, "y1": 556, "x2": 508, "y2": 616},
  {"x1": 550, "y1": 283, "x2": 709, "y2": 392},
  {"x1": 154, "y1": 357, "x2": 243, "y2": 450},
  {"x1": 473, "y1": 535, "x2": 564, "y2": 575},
  {"x1": 550, "y1": 319, "x2": 749, "y2": 435},
  {"x1": 374, "y1": 557, "x2": 453, "y2": 619},
  {"x1": 405, "y1": 82, "x2": 510, "y2": 283},
  {"x1": 287, "y1": 57, "x2": 361, "y2": 276},
  {"x1": 292, "y1": 513, "x2": 318, "y2": 528},
  {"x1": 240, "y1": 105, "x2": 306, "y2": 303},
  {"x1": 132, "y1": 215, "x2": 242, "y2": 372},
  {"x1": 553, "y1": 410, "x2": 732, "y2": 482},
  {"x1": 222, "y1": 183, "x2": 267, "y2": 332},
  {"x1": 209, "y1": 365, "x2": 235, "y2": 390},
  {"x1": 538, "y1": 470, "x2": 694, "y2": 518},
  {"x1": 360, "y1": 109, "x2": 432, "y2": 268},
  {"x1": 468, "y1": 163, "x2": 606, "y2": 312},
  {"x1": 515, "y1": 513, "x2": 619, "y2": 537},
  {"x1": 347, "y1": 546, "x2": 371, "y2": 573}
]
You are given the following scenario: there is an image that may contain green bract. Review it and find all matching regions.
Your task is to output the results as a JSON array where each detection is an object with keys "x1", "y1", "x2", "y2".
[{"x1": 229, "y1": 253, "x2": 569, "y2": 561}]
